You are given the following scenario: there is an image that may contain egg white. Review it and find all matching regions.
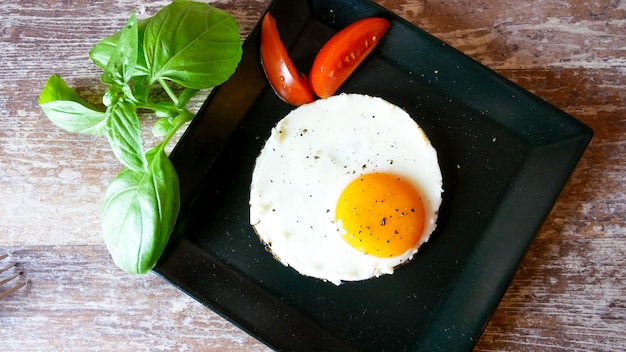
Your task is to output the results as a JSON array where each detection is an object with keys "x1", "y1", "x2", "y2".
[{"x1": 249, "y1": 94, "x2": 443, "y2": 285}]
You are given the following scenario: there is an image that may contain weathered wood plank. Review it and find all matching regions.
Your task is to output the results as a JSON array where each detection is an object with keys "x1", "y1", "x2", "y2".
[{"x1": 1, "y1": 246, "x2": 271, "y2": 351}]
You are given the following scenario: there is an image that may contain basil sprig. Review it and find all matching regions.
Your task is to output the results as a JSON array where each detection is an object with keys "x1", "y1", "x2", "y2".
[{"x1": 38, "y1": 1, "x2": 242, "y2": 274}]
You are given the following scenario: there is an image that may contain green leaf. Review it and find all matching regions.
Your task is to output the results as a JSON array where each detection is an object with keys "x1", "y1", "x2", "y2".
[
  {"x1": 39, "y1": 74, "x2": 107, "y2": 135},
  {"x1": 102, "y1": 146, "x2": 180, "y2": 274},
  {"x1": 106, "y1": 97, "x2": 147, "y2": 172},
  {"x1": 90, "y1": 17, "x2": 151, "y2": 78},
  {"x1": 151, "y1": 108, "x2": 193, "y2": 137},
  {"x1": 104, "y1": 12, "x2": 139, "y2": 85},
  {"x1": 152, "y1": 117, "x2": 175, "y2": 137},
  {"x1": 143, "y1": 1, "x2": 243, "y2": 89}
]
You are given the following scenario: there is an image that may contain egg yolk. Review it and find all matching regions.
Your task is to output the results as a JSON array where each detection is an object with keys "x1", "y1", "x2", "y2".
[{"x1": 335, "y1": 173, "x2": 426, "y2": 258}]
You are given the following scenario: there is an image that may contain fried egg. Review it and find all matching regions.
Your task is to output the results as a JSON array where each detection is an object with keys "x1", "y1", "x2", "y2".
[{"x1": 249, "y1": 94, "x2": 443, "y2": 285}]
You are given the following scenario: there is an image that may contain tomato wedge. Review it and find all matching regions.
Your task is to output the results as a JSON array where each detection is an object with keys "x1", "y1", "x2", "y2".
[
  {"x1": 260, "y1": 12, "x2": 315, "y2": 106},
  {"x1": 309, "y1": 17, "x2": 390, "y2": 99}
]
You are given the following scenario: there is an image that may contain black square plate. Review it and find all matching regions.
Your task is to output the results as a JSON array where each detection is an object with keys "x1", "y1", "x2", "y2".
[{"x1": 154, "y1": 0, "x2": 592, "y2": 350}]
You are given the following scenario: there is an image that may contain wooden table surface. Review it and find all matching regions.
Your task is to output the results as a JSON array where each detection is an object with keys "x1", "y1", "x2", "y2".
[{"x1": 1, "y1": 0, "x2": 624, "y2": 350}]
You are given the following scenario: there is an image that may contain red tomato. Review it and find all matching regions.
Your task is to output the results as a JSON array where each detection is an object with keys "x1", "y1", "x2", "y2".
[
  {"x1": 309, "y1": 17, "x2": 390, "y2": 99},
  {"x1": 260, "y1": 13, "x2": 315, "y2": 106}
]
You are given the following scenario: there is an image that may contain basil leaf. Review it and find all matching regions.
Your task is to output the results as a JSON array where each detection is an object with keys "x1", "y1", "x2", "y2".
[
  {"x1": 106, "y1": 97, "x2": 147, "y2": 172},
  {"x1": 102, "y1": 146, "x2": 180, "y2": 274},
  {"x1": 104, "y1": 12, "x2": 139, "y2": 85},
  {"x1": 152, "y1": 117, "x2": 175, "y2": 137},
  {"x1": 143, "y1": 1, "x2": 242, "y2": 89},
  {"x1": 152, "y1": 108, "x2": 193, "y2": 137},
  {"x1": 39, "y1": 74, "x2": 107, "y2": 135},
  {"x1": 90, "y1": 17, "x2": 151, "y2": 78}
]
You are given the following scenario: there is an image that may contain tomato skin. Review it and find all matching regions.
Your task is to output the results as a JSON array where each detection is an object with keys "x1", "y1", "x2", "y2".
[
  {"x1": 309, "y1": 17, "x2": 390, "y2": 99},
  {"x1": 260, "y1": 13, "x2": 315, "y2": 106}
]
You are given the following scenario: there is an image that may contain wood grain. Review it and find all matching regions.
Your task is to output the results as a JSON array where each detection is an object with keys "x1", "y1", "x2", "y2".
[
  {"x1": 2, "y1": 246, "x2": 268, "y2": 351},
  {"x1": 1, "y1": 0, "x2": 624, "y2": 351}
]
